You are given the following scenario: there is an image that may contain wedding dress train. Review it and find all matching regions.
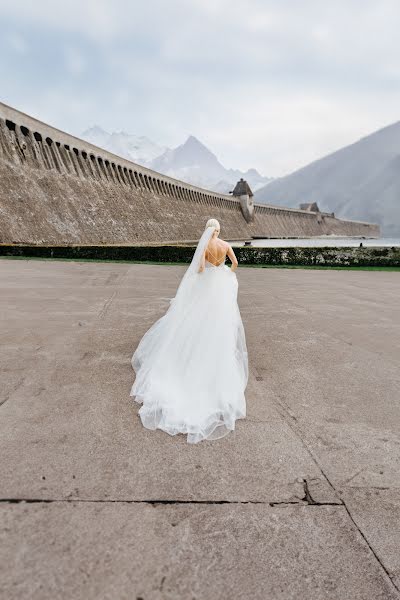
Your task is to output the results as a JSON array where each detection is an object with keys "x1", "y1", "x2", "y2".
[{"x1": 130, "y1": 226, "x2": 249, "y2": 443}]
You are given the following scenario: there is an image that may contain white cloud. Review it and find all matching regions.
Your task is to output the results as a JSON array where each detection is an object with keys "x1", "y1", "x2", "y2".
[
  {"x1": 1, "y1": 0, "x2": 399, "y2": 175},
  {"x1": 5, "y1": 32, "x2": 28, "y2": 54},
  {"x1": 64, "y1": 46, "x2": 87, "y2": 76}
]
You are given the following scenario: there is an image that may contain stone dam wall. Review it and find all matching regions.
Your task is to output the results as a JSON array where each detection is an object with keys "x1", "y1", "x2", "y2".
[{"x1": 0, "y1": 102, "x2": 380, "y2": 244}]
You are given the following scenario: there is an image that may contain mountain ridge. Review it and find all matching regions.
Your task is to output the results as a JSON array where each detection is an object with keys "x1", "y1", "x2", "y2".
[
  {"x1": 255, "y1": 120, "x2": 400, "y2": 236},
  {"x1": 81, "y1": 127, "x2": 271, "y2": 194}
]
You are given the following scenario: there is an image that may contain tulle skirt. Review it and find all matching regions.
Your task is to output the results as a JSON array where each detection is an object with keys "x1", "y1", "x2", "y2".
[{"x1": 130, "y1": 261, "x2": 249, "y2": 443}]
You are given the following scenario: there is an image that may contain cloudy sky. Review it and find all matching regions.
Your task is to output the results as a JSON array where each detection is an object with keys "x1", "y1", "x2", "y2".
[{"x1": 0, "y1": 0, "x2": 399, "y2": 176}]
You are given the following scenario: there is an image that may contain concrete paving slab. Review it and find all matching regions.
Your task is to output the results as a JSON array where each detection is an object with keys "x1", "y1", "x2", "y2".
[
  {"x1": 342, "y1": 488, "x2": 400, "y2": 590},
  {"x1": 0, "y1": 260, "x2": 336, "y2": 503},
  {"x1": 0, "y1": 371, "x2": 333, "y2": 502},
  {"x1": 256, "y1": 343, "x2": 400, "y2": 489},
  {"x1": 241, "y1": 266, "x2": 400, "y2": 492},
  {"x1": 1, "y1": 502, "x2": 397, "y2": 600}
]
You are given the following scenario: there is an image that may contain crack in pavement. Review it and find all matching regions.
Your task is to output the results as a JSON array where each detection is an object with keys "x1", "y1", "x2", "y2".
[
  {"x1": 97, "y1": 291, "x2": 117, "y2": 319},
  {"x1": 0, "y1": 490, "x2": 341, "y2": 507},
  {"x1": 0, "y1": 376, "x2": 25, "y2": 407},
  {"x1": 341, "y1": 499, "x2": 400, "y2": 594},
  {"x1": 256, "y1": 370, "x2": 400, "y2": 595}
]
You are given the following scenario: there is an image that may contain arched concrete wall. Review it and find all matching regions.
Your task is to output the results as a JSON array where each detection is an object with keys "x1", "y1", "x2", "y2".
[{"x1": 0, "y1": 102, "x2": 379, "y2": 244}]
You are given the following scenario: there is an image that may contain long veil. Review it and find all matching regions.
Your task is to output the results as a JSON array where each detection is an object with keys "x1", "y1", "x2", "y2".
[{"x1": 169, "y1": 224, "x2": 216, "y2": 309}]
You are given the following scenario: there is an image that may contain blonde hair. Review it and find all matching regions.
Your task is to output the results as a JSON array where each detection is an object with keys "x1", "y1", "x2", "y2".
[{"x1": 206, "y1": 218, "x2": 220, "y2": 231}]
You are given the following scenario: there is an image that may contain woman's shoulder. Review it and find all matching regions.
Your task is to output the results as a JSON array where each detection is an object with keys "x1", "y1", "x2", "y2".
[
  {"x1": 214, "y1": 239, "x2": 230, "y2": 251},
  {"x1": 206, "y1": 238, "x2": 230, "y2": 253}
]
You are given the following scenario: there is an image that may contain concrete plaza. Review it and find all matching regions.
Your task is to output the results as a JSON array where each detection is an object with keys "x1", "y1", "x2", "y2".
[{"x1": 0, "y1": 258, "x2": 399, "y2": 599}]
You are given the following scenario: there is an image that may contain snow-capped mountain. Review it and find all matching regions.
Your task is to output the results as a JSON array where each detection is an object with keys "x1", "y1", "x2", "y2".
[
  {"x1": 81, "y1": 128, "x2": 270, "y2": 194},
  {"x1": 151, "y1": 135, "x2": 270, "y2": 193},
  {"x1": 82, "y1": 126, "x2": 167, "y2": 165},
  {"x1": 255, "y1": 121, "x2": 400, "y2": 237}
]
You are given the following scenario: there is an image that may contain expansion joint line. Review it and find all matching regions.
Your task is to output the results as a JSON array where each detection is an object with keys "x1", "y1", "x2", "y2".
[
  {"x1": 0, "y1": 497, "x2": 339, "y2": 506},
  {"x1": 267, "y1": 385, "x2": 400, "y2": 594}
]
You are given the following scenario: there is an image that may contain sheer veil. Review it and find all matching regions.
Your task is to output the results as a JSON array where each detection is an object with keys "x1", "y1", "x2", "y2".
[{"x1": 169, "y1": 224, "x2": 216, "y2": 308}]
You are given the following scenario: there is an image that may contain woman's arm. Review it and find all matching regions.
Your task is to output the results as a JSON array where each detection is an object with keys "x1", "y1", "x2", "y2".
[{"x1": 227, "y1": 243, "x2": 238, "y2": 272}]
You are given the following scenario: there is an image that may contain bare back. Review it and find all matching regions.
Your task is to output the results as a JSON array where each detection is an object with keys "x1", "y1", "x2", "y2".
[
  {"x1": 205, "y1": 238, "x2": 227, "y2": 266},
  {"x1": 205, "y1": 238, "x2": 238, "y2": 269}
]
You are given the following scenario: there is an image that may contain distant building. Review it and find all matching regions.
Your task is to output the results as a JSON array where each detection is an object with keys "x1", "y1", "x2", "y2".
[{"x1": 232, "y1": 178, "x2": 254, "y2": 198}]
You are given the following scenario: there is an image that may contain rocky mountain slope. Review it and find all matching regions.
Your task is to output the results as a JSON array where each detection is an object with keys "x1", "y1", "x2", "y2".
[{"x1": 255, "y1": 121, "x2": 400, "y2": 236}]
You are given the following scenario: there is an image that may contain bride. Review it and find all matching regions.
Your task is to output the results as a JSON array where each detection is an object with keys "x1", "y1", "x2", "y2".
[{"x1": 130, "y1": 218, "x2": 249, "y2": 443}]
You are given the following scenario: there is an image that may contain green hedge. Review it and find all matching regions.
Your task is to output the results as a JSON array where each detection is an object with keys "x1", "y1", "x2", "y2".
[{"x1": 1, "y1": 244, "x2": 399, "y2": 267}]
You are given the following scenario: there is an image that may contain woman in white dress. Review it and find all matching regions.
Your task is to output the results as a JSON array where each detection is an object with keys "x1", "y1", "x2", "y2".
[{"x1": 130, "y1": 219, "x2": 249, "y2": 443}]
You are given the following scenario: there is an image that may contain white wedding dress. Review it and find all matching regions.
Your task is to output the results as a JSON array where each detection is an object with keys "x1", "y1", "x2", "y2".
[{"x1": 130, "y1": 225, "x2": 249, "y2": 443}]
